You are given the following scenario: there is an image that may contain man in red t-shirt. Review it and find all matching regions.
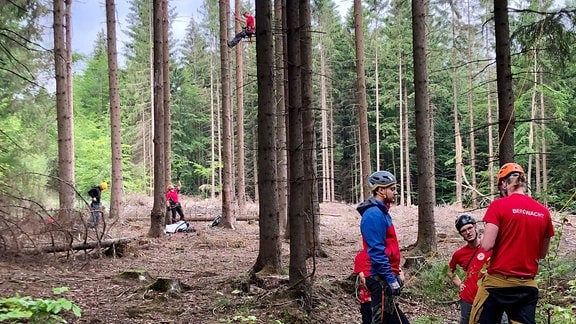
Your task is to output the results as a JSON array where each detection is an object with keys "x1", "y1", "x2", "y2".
[
  {"x1": 227, "y1": 11, "x2": 255, "y2": 48},
  {"x1": 449, "y1": 215, "x2": 507, "y2": 324},
  {"x1": 470, "y1": 163, "x2": 555, "y2": 324}
]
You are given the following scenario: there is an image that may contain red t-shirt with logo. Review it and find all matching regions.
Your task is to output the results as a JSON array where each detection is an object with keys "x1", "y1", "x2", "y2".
[
  {"x1": 449, "y1": 245, "x2": 491, "y2": 303},
  {"x1": 353, "y1": 249, "x2": 371, "y2": 304},
  {"x1": 484, "y1": 193, "x2": 554, "y2": 278}
]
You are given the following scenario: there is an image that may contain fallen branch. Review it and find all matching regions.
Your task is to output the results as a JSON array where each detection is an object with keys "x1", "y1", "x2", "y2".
[{"x1": 40, "y1": 237, "x2": 132, "y2": 253}]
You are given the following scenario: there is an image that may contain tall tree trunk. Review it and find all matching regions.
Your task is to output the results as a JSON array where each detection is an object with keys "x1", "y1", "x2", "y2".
[
  {"x1": 106, "y1": 0, "x2": 124, "y2": 219},
  {"x1": 148, "y1": 0, "x2": 166, "y2": 237},
  {"x1": 353, "y1": 0, "x2": 371, "y2": 200},
  {"x1": 399, "y1": 53, "x2": 405, "y2": 206},
  {"x1": 411, "y1": 0, "x2": 436, "y2": 255},
  {"x1": 494, "y1": 0, "x2": 515, "y2": 165},
  {"x1": 375, "y1": 49, "x2": 380, "y2": 170},
  {"x1": 163, "y1": 0, "x2": 171, "y2": 191},
  {"x1": 286, "y1": 0, "x2": 308, "y2": 302},
  {"x1": 320, "y1": 43, "x2": 330, "y2": 202},
  {"x1": 539, "y1": 71, "x2": 547, "y2": 204},
  {"x1": 54, "y1": 0, "x2": 75, "y2": 214},
  {"x1": 466, "y1": 2, "x2": 477, "y2": 208},
  {"x1": 220, "y1": 0, "x2": 236, "y2": 229},
  {"x1": 251, "y1": 0, "x2": 282, "y2": 275},
  {"x1": 451, "y1": 6, "x2": 463, "y2": 209},
  {"x1": 210, "y1": 54, "x2": 217, "y2": 199},
  {"x1": 274, "y1": 0, "x2": 288, "y2": 232},
  {"x1": 300, "y1": 0, "x2": 321, "y2": 259},
  {"x1": 403, "y1": 84, "x2": 412, "y2": 206},
  {"x1": 234, "y1": 0, "x2": 246, "y2": 218},
  {"x1": 65, "y1": 0, "x2": 73, "y2": 127},
  {"x1": 528, "y1": 55, "x2": 537, "y2": 193},
  {"x1": 162, "y1": 0, "x2": 172, "y2": 225},
  {"x1": 485, "y1": 29, "x2": 495, "y2": 199}
]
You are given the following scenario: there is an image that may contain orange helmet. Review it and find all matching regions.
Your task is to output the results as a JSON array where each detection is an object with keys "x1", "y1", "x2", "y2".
[
  {"x1": 497, "y1": 163, "x2": 524, "y2": 184},
  {"x1": 166, "y1": 184, "x2": 174, "y2": 191}
]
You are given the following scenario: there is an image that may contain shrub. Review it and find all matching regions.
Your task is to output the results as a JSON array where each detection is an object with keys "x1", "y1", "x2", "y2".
[{"x1": 0, "y1": 287, "x2": 81, "y2": 323}]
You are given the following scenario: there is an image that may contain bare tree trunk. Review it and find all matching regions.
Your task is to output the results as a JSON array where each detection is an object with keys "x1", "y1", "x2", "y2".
[
  {"x1": 539, "y1": 71, "x2": 547, "y2": 204},
  {"x1": 251, "y1": 0, "x2": 282, "y2": 275},
  {"x1": 106, "y1": 0, "x2": 124, "y2": 219},
  {"x1": 528, "y1": 55, "x2": 537, "y2": 194},
  {"x1": 275, "y1": 0, "x2": 288, "y2": 231},
  {"x1": 353, "y1": 0, "x2": 371, "y2": 200},
  {"x1": 148, "y1": 0, "x2": 166, "y2": 237},
  {"x1": 65, "y1": 0, "x2": 73, "y2": 125},
  {"x1": 253, "y1": 127, "x2": 259, "y2": 202},
  {"x1": 220, "y1": 0, "x2": 236, "y2": 229},
  {"x1": 399, "y1": 54, "x2": 405, "y2": 206},
  {"x1": 375, "y1": 49, "x2": 380, "y2": 170},
  {"x1": 320, "y1": 43, "x2": 330, "y2": 202},
  {"x1": 286, "y1": 0, "x2": 308, "y2": 301},
  {"x1": 234, "y1": 0, "x2": 247, "y2": 218},
  {"x1": 494, "y1": 0, "x2": 515, "y2": 165},
  {"x1": 466, "y1": 1, "x2": 477, "y2": 208},
  {"x1": 404, "y1": 84, "x2": 412, "y2": 206},
  {"x1": 411, "y1": 0, "x2": 436, "y2": 254},
  {"x1": 163, "y1": 0, "x2": 171, "y2": 189},
  {"x1": 162, "y1": 0, "x2": 172, "y2": 225},
  {"x1": 54, "y1": 0, "x2": 75, "y2": 214},
  {"x1": 210, "y1": 54, "x2": 216, "y2": 199},
  {"x1": 485, "y1": 29, "x2": 495, "y2": 199},
  {"x1": 300, "y1": 0, "x2": 321, "y2": 258},
  {"x1": 451, "y1": 6, "x2": 463, "y2": 209}
]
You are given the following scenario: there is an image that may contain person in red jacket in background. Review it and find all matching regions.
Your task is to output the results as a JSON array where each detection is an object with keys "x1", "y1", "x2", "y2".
[
  {"x1": 227, "y1": 11, "x2": 255, "y2": 48},
  {"x1": 166, "y1": 178, "x2": 184, "y2": 223}
]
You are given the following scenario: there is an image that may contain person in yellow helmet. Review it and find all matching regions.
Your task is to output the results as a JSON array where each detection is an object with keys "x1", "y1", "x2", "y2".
[{"x1": 87, "y1": 182, "x2": 107, "y2": 227}]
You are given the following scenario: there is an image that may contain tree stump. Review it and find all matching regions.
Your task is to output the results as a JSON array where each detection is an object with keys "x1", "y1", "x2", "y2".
[
  {"x1": 144, "y1": 278, "x2": 191, "y2": 299},
  {"x1": 403, "y1": 256, "x2": 426, "y2": 269}
]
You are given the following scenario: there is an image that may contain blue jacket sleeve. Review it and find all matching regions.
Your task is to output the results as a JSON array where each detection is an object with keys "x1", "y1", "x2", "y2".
[{"x1": 360, "y1": 207, "x2": 396, "y2": 284}]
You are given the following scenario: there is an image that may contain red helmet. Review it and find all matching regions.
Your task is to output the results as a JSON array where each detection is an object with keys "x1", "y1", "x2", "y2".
[{"x1": 497, "y1": 163, "x2": 524, "y2": 184}]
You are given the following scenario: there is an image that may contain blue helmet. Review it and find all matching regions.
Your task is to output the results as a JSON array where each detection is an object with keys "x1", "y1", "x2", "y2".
[{"x1": 368, "y1": 171, "x2": 396, "y2": 192}]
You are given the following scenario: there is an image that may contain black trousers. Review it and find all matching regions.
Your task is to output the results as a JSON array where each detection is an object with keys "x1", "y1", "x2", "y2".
[{"x1": 365, "y1": 276, "x2": 410, "y2": 324}]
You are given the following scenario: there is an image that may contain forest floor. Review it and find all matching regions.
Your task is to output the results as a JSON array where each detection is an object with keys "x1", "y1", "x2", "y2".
[{"x1": 1, "y1": 196, "x2": 575, "y2": 324}]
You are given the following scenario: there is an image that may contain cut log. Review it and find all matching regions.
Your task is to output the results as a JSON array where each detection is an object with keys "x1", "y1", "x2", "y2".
[{"x1": 40, "y1": 237, "x2": 131, "y2": 253}]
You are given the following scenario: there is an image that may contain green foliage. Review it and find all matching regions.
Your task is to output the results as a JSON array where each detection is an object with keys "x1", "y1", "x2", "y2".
[
  {"x1": 0, "y1": 287, "x2": 82, "y2": 324},
  {"x1": 407, "y1": 260, "x2": 460, "y2": 303}
]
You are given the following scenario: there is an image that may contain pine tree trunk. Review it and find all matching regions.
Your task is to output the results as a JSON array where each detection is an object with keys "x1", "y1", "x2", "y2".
[
  {"x1": 54, "y1": 0, "x2": 76, "y2": 214},
  {"x1": 411, "y1": 0, "x2": 436, "y2": 254},
  {"x1": 220, "y1": 0, "x2": 236, "y2": 229},
  {"x1": 353, "y1": 0, "x2": 371, "y2": 200},
  {"x1": 234, "y1": 0, "x2": 246, "y2": 218},
  {"x1": 251, "y1": 0, "x2": 282, "y2": 275},
  {"x1": 274, "y1": 0, "x2": 288, "y2": 231},
  {"x1": 148, "y1": 0, "x2": 166, "y2": 237},
  {"x1": 286, "y1": 0, "x2": 308, "y2": 301},
  {"x1": 106, "y1": 0, "x2": 124, "y2": 219},
  {"x1": 494, "y1": 0, "x2": 515, "y2": 165}
]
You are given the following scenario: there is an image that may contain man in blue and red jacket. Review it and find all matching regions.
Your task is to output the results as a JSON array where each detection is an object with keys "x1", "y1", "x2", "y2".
[{"x1": 359, "y1": 171, "x2": 409, "y2": 324}]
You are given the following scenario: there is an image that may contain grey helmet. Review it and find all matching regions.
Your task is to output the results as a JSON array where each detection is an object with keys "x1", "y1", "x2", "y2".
[
  {"x1": 368, "y1": 171, "x2": 396, "y2": 191},
  {"x1": 455, "y1": 214, "x2": 476, "y2": 231}
]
